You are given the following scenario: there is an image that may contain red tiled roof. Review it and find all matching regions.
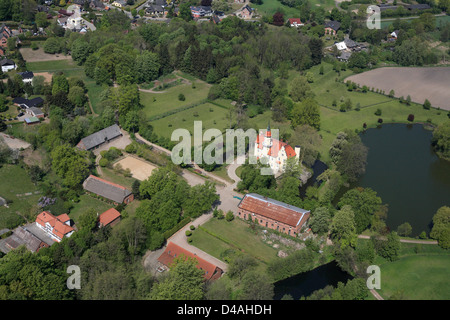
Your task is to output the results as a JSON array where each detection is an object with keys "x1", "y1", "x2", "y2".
[
  {"x1": 289, "y1": 18, "x2": 302, "y2": 24},
  {"x1": 99, "y1": 208, "x2": 121, "y2": 227},
  {"x1": 256, "y1": 132, "x2": 297, "y2": 159},
  {"x1": 238, "y1": 193, "x2": 310, "y2": 228},
  {"x1": 158, "y1": 242, "x2": 223, "y2": 280},
  {"x1": 36, "y1": 211, "x2": 74, "y2": 239}
]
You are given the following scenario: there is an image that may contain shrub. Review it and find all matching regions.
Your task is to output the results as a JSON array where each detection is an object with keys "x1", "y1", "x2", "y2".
[
  {"x1": 185, "y1": 230, "x2": 192, "y2": 237},
  {"x1": 374, "y1": 108, "x2": 382, "y2": 116},
  {"x1": 377, "y1": 118, "x2": 383, "y2": 124},
  {"x1": 225, "y1": 211, "x2": 234, "y2": 222},
  {"x1": 423, "y1": 99, "x2": 431, "y2": 110},
  {"x1": 99, "y1": 158, "x2": 109, "y2": 167},
  {"x1": 190, "y1": 225, "x2": 195, "y2": 230},
  {"x1": 407, "y1": 114, "x2": 414, "y2": 122},
  {"x1": 178, "y1": 93, "x2": 185, "y2": 101}
]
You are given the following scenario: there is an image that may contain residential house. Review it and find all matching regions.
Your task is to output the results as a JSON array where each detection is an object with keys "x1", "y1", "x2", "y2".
[
  {"x1": 83, "y1": 175, "x2": 134, "y2": 204},
  {"x1": 35, "y1": 211, "x2": 75, "y2": 243},
  {"x1": 389, "y1": 30, "x2": 399, "y2": 41},
  {"x1": 112, "y1": 0, "x2": 126, "y2": 7},
  {"x1": 12, "y1": 96, "x2": 44, "y2": 109},
  {"x1": 0, "y1": 24, "x2": 12, "y2": 50},
  {"x1": 254, "y1": 123, "x2": 300, "y2": 174},
  {"x1": 146, "y1": 4, "x2": 165, "y2": 16},
  {"x1": 76, "y1": 124, "x2": 123, "y2": 151},
  {"x1": 157, "y1": 242, "x2": 224, "y2": 281},
  {"x1": 58, "y1": 9, "x2": 74, "y2": 17},
  {"x1": 338, "y1": 51, "x2": 352, "y2": 62},
  {"x1": 237, "y1": 193, "x2": 310, "y2": 236},
  {"x1": 240, "y1": 5, "x2": 254, "y2": 19},
  {"x1": 288, "y1": 18, "x2": 304, "y2": 27},
  {"x1": 190, "y1": 6, "x2": 212, "y2": 18},
  {"x1": 18, "y1": 71, "x2": 34, "y2": 83},
  {"x1": 90, "y1": 0, "x2": 105, "y2": 10},
  {"x1": 335, "y1": 41, "x2": 347, "y2": 51},
  {"x1": 0, "y1": 58, "x2": 16, "y2": 73},
  {"x1": 324, "y1": 20, "x2": 340, "y2": 36},
  {"x1": 98, "y1": 208, "x2": 121, "y2": 228},
  {"x1": 25, "y1": 107, "x2": 45, "y2": 119}
]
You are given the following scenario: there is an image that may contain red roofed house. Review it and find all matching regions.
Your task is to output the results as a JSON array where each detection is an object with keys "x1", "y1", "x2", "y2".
[
  {"x1": 288, "y1": 18, "x2": 304, "y2": 27},
  {"x1": 157, "y1": 242, "x2": 224, "y2": 281},
  {"x1": 98, "y1": 208, "x2": 121, "y2": 228},
  {"x1": 254, "y1": 123, "x2": 300, "y2": 174},
  {"x1": 35, "y1": 211, "x2": 74, "y2": 242},
  {"x1": 237, "y1": 193, "x2": 310, "y2": 236}
]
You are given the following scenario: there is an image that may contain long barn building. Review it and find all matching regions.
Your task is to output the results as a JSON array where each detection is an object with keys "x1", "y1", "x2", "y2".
[{"x1": 237, "y1": 193, "x2": 310, "y2": 236}]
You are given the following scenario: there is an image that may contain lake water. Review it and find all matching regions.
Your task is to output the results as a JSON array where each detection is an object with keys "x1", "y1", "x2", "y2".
[
  {"x1": 273, "y1": 261, "x2": 353, "y2": 300},
  {"x1": 341, "y1": 123, "x2": 450, "y2": 236}
]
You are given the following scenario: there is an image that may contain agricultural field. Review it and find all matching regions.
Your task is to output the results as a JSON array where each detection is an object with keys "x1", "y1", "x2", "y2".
[{"x1": 345, "y1": 67, "x2": 450, "y2": 111}]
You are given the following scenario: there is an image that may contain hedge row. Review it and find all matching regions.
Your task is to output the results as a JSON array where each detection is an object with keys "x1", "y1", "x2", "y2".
[{"x1": 162, "y1": 216, "x2": 192, "y2": 239}]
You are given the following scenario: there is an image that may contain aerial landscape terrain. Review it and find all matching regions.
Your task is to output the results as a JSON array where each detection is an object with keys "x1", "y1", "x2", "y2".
[{"x1": 0, "y1": 0, "x2": 449, "y2": 308}]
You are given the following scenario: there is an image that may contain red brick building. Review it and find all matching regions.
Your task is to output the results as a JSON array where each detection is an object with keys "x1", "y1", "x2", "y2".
[
  {"x1": 98, "y1": 208, "x2": 121, "y2": 228},
  {"x1": 157, "y1": 242, "x2": 224, "y2": 281},
  {"x1": 237, "y1": 193, "x2": 310, "y2": 236}
]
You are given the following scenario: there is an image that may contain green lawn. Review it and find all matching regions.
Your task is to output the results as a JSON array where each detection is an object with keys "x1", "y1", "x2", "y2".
[
  {"x1": 377, "y1": 254, "x2": 450, "y2": 300},
  {"x1": 140, "y1": 79, "x2": 211, "y2": 119},
  {"x1": 190, "y1": 217, "x2": 279, "y2": 264},
  {"x1": 69, "y1": 194, "x2": 113, "y2": 224},
  {"x1": 151, "y1": 102, "x2": 231, "y2": 140},
  {"x1": 0, "y1": 164, "x2": 41, "y2": 229}
]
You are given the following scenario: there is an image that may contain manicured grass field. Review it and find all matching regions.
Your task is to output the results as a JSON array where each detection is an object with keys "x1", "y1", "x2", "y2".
[
  {"x1": 0, "y1": 164, "x2": 41, "y2": 229},
  {"x1": 377, "y1": 254, "x2": 450, "y2": 300},
  {"x1": 190, "y1": 217, "x2": 279, "y2": 264},
  {"x1": 150, "y1": 102, "x2": 231, "y2": 139}
]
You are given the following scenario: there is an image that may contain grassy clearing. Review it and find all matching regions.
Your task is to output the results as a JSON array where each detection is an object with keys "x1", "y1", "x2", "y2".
[
  {"x1": 69, "y1": 194, "x2": 112, "y2": 223},
  {"x1": 250, "y1": 0, "x2": 334, "y2": 19},
  {"x1": 0, "y1": 164, "x2": 41, "y2": 229},
  {"x1": 376, "y1": 254, "x2": 450, "y2": 300},
  {"x1": 140, "y1": 79, "x2": 211, "y2": 118},
  {"x1": 190, "y1": 217, "x2": 279, "y2": 264},
  {"x1": 151, "y1": 102, "x2": 231, "y2": 140}
]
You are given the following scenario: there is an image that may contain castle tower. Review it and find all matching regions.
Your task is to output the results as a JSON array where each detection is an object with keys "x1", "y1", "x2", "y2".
[{"x1": 263, "y1": 121, "x2": 272, "y2": 148}]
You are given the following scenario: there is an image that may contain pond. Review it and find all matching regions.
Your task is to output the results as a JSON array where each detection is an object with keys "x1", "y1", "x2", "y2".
[
  {"x1": 339, "y1": 123, "x2": 450, "y2": 236},
  {"x1": 273, "y1": 261, "x2": 353, "y2": 300}
]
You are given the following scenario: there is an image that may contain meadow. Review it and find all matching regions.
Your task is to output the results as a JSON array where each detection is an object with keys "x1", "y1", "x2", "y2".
[
  {"x1": 0, "y1": 164, "x2": 41, "y2": 229},
  {"x1": 250, "y1": 0, "x2": 334, "y2": 19},
  {"x1": 374, "y1": 243, "x2": 450, "y2": 300}
]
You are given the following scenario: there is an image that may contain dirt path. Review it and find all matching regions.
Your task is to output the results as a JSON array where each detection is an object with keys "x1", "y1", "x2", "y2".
[{"x1": 358, "y1": 235, "x2": 438, "y2": 245}]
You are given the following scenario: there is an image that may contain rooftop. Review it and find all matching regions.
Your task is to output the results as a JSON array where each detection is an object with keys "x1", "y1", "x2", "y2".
[
  {"x1": 77, "y1": 124, "x2": 122, "y2": 150},
  {"x1": 238, "y1": 193, "x2": 310, "y2": 228},
  {"x1": 83, "y1": 175, "x2": 132, "y2": 203}
]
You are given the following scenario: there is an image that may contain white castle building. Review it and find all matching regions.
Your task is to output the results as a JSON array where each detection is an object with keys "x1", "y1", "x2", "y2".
[{"x1": 254, "y1": 123, "x2": 300, "y2": 174}]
